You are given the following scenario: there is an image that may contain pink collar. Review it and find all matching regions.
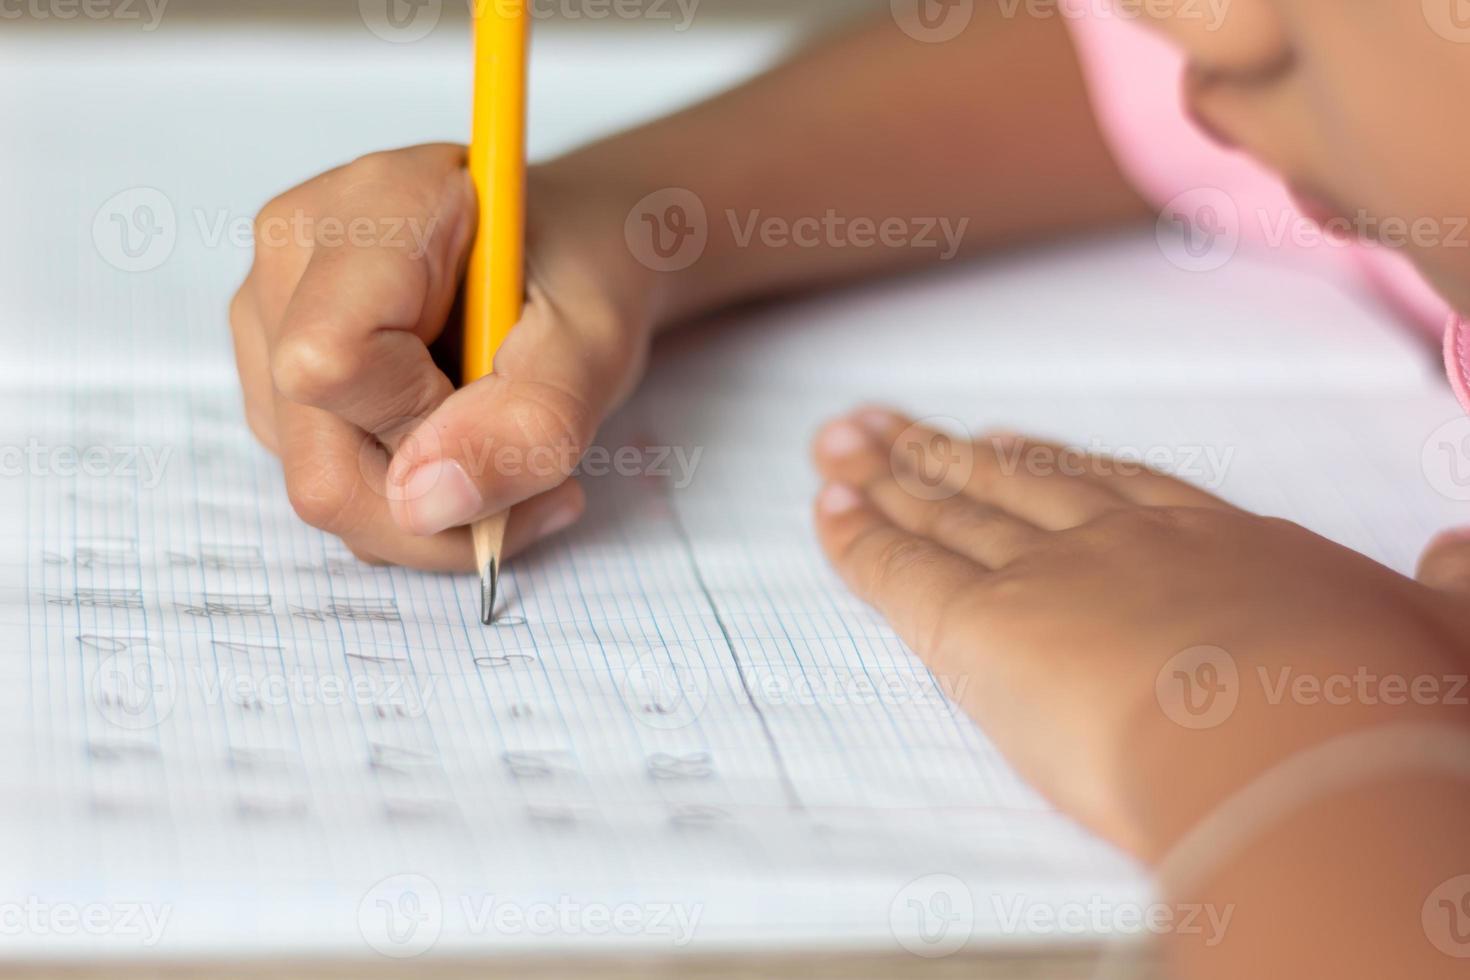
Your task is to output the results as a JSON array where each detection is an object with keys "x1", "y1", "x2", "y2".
[{"x1": 1444, "y1": 315, "x2": 1470, "y2": 414}]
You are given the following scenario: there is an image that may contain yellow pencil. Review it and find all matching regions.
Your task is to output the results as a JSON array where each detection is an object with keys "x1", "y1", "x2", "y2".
[{"x1": 465, "y1": 1, "x2": 528, "y2": 625}]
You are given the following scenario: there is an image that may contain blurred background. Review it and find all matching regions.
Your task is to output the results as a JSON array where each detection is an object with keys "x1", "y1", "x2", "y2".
[
  {"x1": 3, "y1": 0, "x2": 1431, "y2": 384},
  {"x1": 6, "y1": 0, "x2": 876, "y2": 379},
  {"x1": 6, "y1": 0, "x2": 881, "y2": 27},
  {"x1": 2, "y1": 0, "x2": 1458, "y2": 574},
  {"x1": 4, "y1": 0, "x2": 874, "y2": 164}
]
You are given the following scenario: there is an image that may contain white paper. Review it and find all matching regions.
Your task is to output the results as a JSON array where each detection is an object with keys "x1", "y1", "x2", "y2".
[{"x1": 0, "y1": 376, "x2": 1158, "y2": 959}]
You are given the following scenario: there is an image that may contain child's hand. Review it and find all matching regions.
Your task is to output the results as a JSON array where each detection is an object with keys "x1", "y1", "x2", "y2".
[
  {"x1": 811, "y1": 409, "x2": 1470, "y2": 859},
  {"x1": 229, "y1": 144, "x2": 651, "y2": 570}
]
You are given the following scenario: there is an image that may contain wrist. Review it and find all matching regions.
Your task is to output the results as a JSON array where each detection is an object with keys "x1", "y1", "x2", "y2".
[
  {"x1": 533, "y1": 147, "x2": 720, "y2": 340},
  {"x1": 1114, "y1": 638, "x2": 1470, "y2": 865},
  {"x1": 527, "y1": 158, "x2": 665, "y2": 346}
]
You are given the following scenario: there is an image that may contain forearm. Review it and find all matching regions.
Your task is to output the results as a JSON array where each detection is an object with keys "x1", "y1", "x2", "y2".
[
  {"x1": 1117, "y1": 635, "x2": 1470, "y2": 863},
  {"x1": 1115, "y1": 639, "x2": 1470, "y2": 975},
  {"x1": 1165, "y1": 773, "x2": 1470, "y2": 979},
  {"x1": 541, "y1": 4, "x2": 1148, "y2": 330}
]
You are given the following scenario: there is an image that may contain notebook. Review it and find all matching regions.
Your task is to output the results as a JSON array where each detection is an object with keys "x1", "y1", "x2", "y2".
[{"x1": 2, "y1": 19, "x2": 1466, "y2": 965}]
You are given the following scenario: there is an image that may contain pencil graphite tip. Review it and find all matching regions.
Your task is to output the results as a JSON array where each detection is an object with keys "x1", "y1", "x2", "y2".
[{"x1": 480, "y1": 558, "x2": 498, "y2": 626}]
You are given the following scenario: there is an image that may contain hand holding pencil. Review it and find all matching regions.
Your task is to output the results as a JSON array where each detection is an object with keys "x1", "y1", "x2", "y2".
[{"x1": 227, "y1": 142, "x2": 656, "y2": 579}]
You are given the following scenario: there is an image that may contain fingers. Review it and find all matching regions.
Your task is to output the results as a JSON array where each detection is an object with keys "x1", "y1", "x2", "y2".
[
  {"x1": 385, "y1": 298, "x2": 640, "y2": 537},
  {"x1": 836, "y1": 409, "x2": 1128, "y2": 530},
  {"x1": 322, "y1": 483, "x2": 587, "y2": 570},
  {"x1": 231, "y1": 143, "x2": 645, "y2": 565},
  {"x1": 275, "y1": 396, "x2": 585, "y2": 572},
  {"x1": 492, "y1": 479, "x2": 586, "y2": 562},
  {"x1": 989, "y1": 434, "x2": 1235, "y2": 511},
  {"x1": 231, "y1": 144, "x2": 474, "y2": 449},
  {"x1": 813, "y1": 482, "x2": 986, "y2": 660},
  {"x1": 816, "y1": 408, "x2": 1232, "y2": 527},
  {"x1": 268, "y1": 153, "x2": 475, "y2": 446},
  {"x1": 811, "y1": 407, "x2": 1237, "y2": 579},
  {"x1": 276, "y1": 399, "x2": 471, "y2": 569},
  {"x1": 812, "y1": 418, "x2": 1041, "y2": 569},
  {"x1": 1417, "y1": 531, "x2": 1470, "y2": 597},
  {"x1": 864, "y1": 479, "x2": 1040, "y2": 571}
]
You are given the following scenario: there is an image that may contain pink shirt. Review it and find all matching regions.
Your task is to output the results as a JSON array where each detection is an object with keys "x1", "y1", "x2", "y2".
[{"x1": 1063, "y1": 6, "x2": 1470, "y2": 412}]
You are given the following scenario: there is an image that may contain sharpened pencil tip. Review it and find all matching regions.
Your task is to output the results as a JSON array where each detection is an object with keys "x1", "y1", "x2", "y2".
[{"x1": 480, "y1": 558, "x2": 498, "y2": 626}]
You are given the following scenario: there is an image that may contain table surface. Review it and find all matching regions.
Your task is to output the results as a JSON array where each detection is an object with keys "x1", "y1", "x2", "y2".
[{"x1": 11, "y1": 948, "x2": 1161, "y2": 979}]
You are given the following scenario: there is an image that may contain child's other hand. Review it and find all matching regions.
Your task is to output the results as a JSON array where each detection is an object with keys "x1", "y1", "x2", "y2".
[
  {"x1": 811, "y1": 409, "x2": 1470, "y2": 859},
  {"x1": 229, "y1": 144, "x2": 650, "y2": 570}
]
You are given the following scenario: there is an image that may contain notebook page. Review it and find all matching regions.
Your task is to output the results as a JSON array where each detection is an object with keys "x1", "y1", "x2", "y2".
[
  {"x1": 0, "y1": 378, "x2": 1151, "y2": 959},
  {"x1": 3, "y1": 361, "x2": 1467, "y2": 958}
]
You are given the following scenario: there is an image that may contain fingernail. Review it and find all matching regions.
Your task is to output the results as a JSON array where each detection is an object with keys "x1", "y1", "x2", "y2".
[
  {"x1": 853, "y1": 407, "x2": 902, "y2": 435},
  {"x1": 817, "y1": 421, "x2": 869, "y2": 458},
  {"x1": 400, "y1": 459, "x2": 483, "y2": 536},
  {"x1": 818, "y1": 483, "x2": 863, "y2": 516},
  {"x1": 537, "y1": 504, "x2": 579, "y2": 540}
]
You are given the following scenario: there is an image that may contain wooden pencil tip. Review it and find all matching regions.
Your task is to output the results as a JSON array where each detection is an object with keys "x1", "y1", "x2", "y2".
[{"x1": 480, "y1": 557, "x2": 498, "y2": 626}]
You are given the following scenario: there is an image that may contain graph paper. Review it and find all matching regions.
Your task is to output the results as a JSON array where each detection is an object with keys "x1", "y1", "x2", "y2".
[
  {"x1": 0, "y1": 371, "x2": 1174, "y2": 960},
  {"x1": 7, "y1": 349, "x2": 1469, "y2": 959}
]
